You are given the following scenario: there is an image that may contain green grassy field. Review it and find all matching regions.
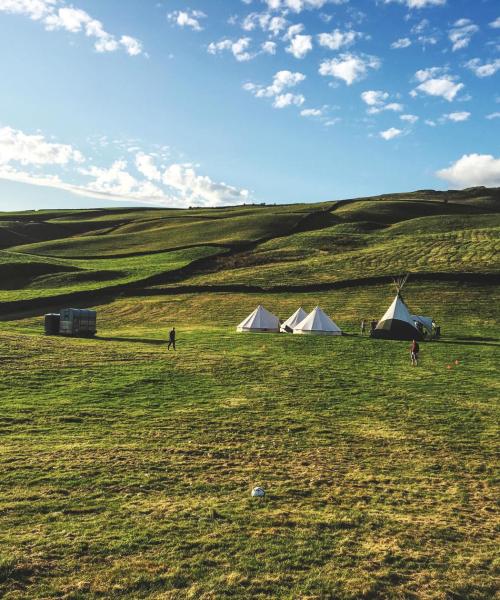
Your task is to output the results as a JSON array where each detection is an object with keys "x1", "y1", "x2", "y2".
[
  {"x1": 0, "y1": 247, "x2": 223, "y2": 303},
  {"x1": 0, "y1": 189, "x2": 499, "y2": 599}
]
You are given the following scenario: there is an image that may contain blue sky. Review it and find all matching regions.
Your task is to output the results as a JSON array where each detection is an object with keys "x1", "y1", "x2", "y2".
[{"x1": 0, "y1": 0, "x2": 499, "y2": 211}]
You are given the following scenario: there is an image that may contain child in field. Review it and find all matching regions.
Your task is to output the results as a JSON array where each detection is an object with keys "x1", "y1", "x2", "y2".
[{"x1": 410, "y1": 339, "x2": 420, "y2": 366}]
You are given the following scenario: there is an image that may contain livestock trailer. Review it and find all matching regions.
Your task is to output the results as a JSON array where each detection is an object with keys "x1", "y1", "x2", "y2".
[
  {"x1": 44, "y1": 309, "x2": 97, "y2": 337},
  {"x1": 44, "y1": 313, "x2": 61, "y2": 336}
]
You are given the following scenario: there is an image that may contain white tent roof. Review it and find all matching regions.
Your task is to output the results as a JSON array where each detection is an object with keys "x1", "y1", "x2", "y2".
[
  {"x1": 280, "y1": 307, "x2": 308, "y2": 332},
  {"x1": 379, "y1": 294, "x2": 415, "y2": 326},
  {"x1": 237, "y1": 305, "x2": 280, "y2": 332},
  {"x1": 293, "y1": 306, "x2": 342, "y2": 335},
  {"x1": 412, "y1": 315, "x2": 433, "y2": 332}
]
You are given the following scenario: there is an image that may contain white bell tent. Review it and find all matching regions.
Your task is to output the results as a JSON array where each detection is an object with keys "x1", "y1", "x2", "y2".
[
  {"x1": 280, "y1": 307, "x2": 308, "y2": 333},
  {"x1": 237, "y1": 305, "x2": 280, "y2": 333},
  {"x1": 293, "y1": 306, "x2": 342, "y2": 336}
]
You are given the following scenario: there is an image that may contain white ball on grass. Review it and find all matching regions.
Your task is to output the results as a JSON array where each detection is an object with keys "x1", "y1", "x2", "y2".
[{"x1": 251, "y1": 487, "x2": 265, "y2": 497}]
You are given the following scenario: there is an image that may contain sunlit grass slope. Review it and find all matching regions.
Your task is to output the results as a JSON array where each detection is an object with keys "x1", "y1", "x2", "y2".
[
  {"x1": 1, "y1": 189, "x2": 498, "y2": 310},
  {"x1": 0, "y1": 281, "x2": 498, "y2": 599},
  {"x1": 0, "y1": 246, "x2": 223, "y2": 303},
  {"x1": 11, "y1": 212, "x2": 306, "y2": 258},
  {"x1": 175, "y1": 211, "x2": 500, "y2": 288},
  {"x1": 7, "y1": 205, "x2": 316, "y2": 258},
  {"x1": 0, "y1": 188, "x2": 498, "y2": 598}
]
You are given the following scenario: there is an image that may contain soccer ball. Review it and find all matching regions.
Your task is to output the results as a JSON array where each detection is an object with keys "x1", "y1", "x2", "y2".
[{"x1": 251, "y1": 486, "x2": 265, "y2": 497}]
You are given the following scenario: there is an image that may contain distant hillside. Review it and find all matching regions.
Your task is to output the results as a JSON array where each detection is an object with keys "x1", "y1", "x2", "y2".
[
  {"x1": 1, "y1": 187, "x2": 499, "y2": 314},
  {"x1": 342, "y1": 186, "x2": 500, "y2": 209}
]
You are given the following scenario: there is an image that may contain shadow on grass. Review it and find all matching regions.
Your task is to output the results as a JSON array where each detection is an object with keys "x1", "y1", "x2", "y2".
[{"x1": 95, "y1": 336, "x2": 166, "y2": 346}]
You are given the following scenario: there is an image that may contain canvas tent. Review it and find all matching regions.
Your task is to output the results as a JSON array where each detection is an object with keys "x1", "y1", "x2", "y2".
[
  {"x1": 372, "y1": 293, "x2": 423, "y2": 341},
  {"x1": 237, "y1": 305, "x2": 280, "y2": 333},
  {"x1": 412, "y1": 315, "x2": 433, "y2": 334},
  {"x1": 281, "y1": 307, "x2": 308, "y2": 333},
  {"x1": 293, "y1": 306, "x2": 342, "y2": 336}
]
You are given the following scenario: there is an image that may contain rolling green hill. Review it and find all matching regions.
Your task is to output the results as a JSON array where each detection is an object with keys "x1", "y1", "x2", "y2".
[
  {"x1": 0, "y1": 188, "x2": 498, "y2": 599},
  {"x1": 0, "y1": 187, "x2": 498, "y2": 312}
]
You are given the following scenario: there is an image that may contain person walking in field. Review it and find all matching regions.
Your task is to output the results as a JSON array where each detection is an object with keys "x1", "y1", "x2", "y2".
[
  {"x1": 360, "y1": 319, "x2": 366, "y2": 335},
  {"x1": 410, "y1": 339, "x2": 420, "y2": 366},
  {"x1": 168, "y1": 327, "x2": 176, "y2": 351},
  {"x1": 370, "y1": 319, "x2": 377, "y2": 333}
]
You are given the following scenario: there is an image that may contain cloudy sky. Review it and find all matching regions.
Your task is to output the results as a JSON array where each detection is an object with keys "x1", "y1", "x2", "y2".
[{"x1": 0, "y1": 0, "x2": 499, "y2": 210}]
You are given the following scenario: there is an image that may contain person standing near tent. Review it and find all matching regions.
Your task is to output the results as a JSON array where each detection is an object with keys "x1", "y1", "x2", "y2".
[
  {"x1": 410, "y1": 339, "x2": 420, "y2": 366},
  {"x1": 168, "y1": 327, "x2": 176, "y2": 351},
  {"x1": 370, "y1": 319, "x2": 378, "y2": 333},
  {"x1": 360, "y1": 319, "x2": 366, "y2": 335}
]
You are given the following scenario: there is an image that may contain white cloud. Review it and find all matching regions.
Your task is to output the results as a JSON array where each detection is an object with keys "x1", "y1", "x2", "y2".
[
  {"x1": 317, "y1": 29, "x2": 362, "y2": 50},
  {"x1": 135, "y1": 152, "x2": 161, "y2": 181},
  {"x1": 391, "y1": 37, "x2": 411, "y2": 49},
  {"x1": 400, "y1": 114, "x2": 419, "y2": 123},
  {"x1": 283, "y1": 23, "x2": 304, "y2": 41},
  {"x1": 0, "y1": 125, "x2": 84, "y2": 165},
  {"x1": 0, "y1": 0, "x2": 143, "y2": 55},
  {"x1": 361, "y1": 90, "x2": 403, "y2": 114},
  {"x1": 208, "y1": 37, "x2": 254, "y2": 61},
  {"x1": 273, "y1": 93, "x2": 305, "y2": 108},
  {"x1": 384, "y1": 102, "x2": 403, "y2": 112},
  {"x1": 444, "y1": 111, "x2": 470, "y2": 122},
  {"x1": 379, "y1": 127, "x2": 403, "y2": 140},
  {"x1": 286, "y1": 34, "x2": 313, "y2": 58},
  {"x1": 409, "y1": 18, "x2": 441, "y2": 47},
  {"x1": 448, "y1": 18, "x2": 479, "y2": 52},
  {"x1": 416, "y1": 78, "x2": 463, "y2": 101},
  {"x1": 0, "y1": 124, "x2": 249, "y2": 207},
  {"x1": 407, "y1": 0, "x2": 446, "y2": 7},
  {"x1": 465, "y1": 58, "x2": 500, "y2": 78},
  {"x1": 0, "y1": 0, "x2": 56, "y2": 20},
  {"x1": 261, "y1": 40, "x2": 277, "y2": 54},
  {"x1": 244, "y1": 71, "x2": 307, "y2": 110},
  {"x1": 412, "y1": 18, "x2": 429, "y2": 34},
  {"x1": 361, "y1": 90, "x2": 389, "y2": 106},
  {"x1": 486, "y1": 112, "x2": 500, "y2": 120},
  {"x1": 120, "y1": 35, "x2": 143, "y2": 57},
  {"x1": 162, "y1": 163, "x2": 249, "y2": 206},
  {"x1": 242, "y1": 12, "x2": 288, "y2": 36},
  {"x1": 319, "y1": 53, "x2": 380, "y2": 85},
  {"x1": 244, "y1": 70, "x2": 306, "y2": 105},
  {"x1": 261, "y1": 0, "x2": 346, "y2": 14},
  {"x1": 412, "y1": 67, "x2": 464, "y2": 102},
  {"x1": 437, "y1": 154, "x2": 500, "y2": 188},
  {"x1": 383, "y1": 0, "x2": 446, "y2": 8},
  {"x1": 489, "y1": 17, "x2": 500, "y2": 29},
  {"x1": 414, "y1": 67, "x2": 444, "y2": 82},
  {"x1": 167, "y1": 9, "x2": 206, "y2": 32},
  {"x1": 300, "y1": 108, "x2": 323, "y2": 117},
  {"x1": 80, "y1": 160, "x2": 144, "y2": 198},
  {"x1": 267, "y1": 15, "x2": 288, "y2": 35}
]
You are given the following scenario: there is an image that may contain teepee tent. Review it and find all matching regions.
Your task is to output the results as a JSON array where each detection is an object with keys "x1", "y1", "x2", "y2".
[
  {"x1": 293, "y1": 306, "x2": 342, "y2": 336},
  {"x1": 372, "y1": 275, "x2": 423, "y2": 341},
  {"x1": 281, "y1": 307, "x2": 308, "y2": 333},
  {"x1": 237, "y1": 305, "x2": 280, "y2": 333}
]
